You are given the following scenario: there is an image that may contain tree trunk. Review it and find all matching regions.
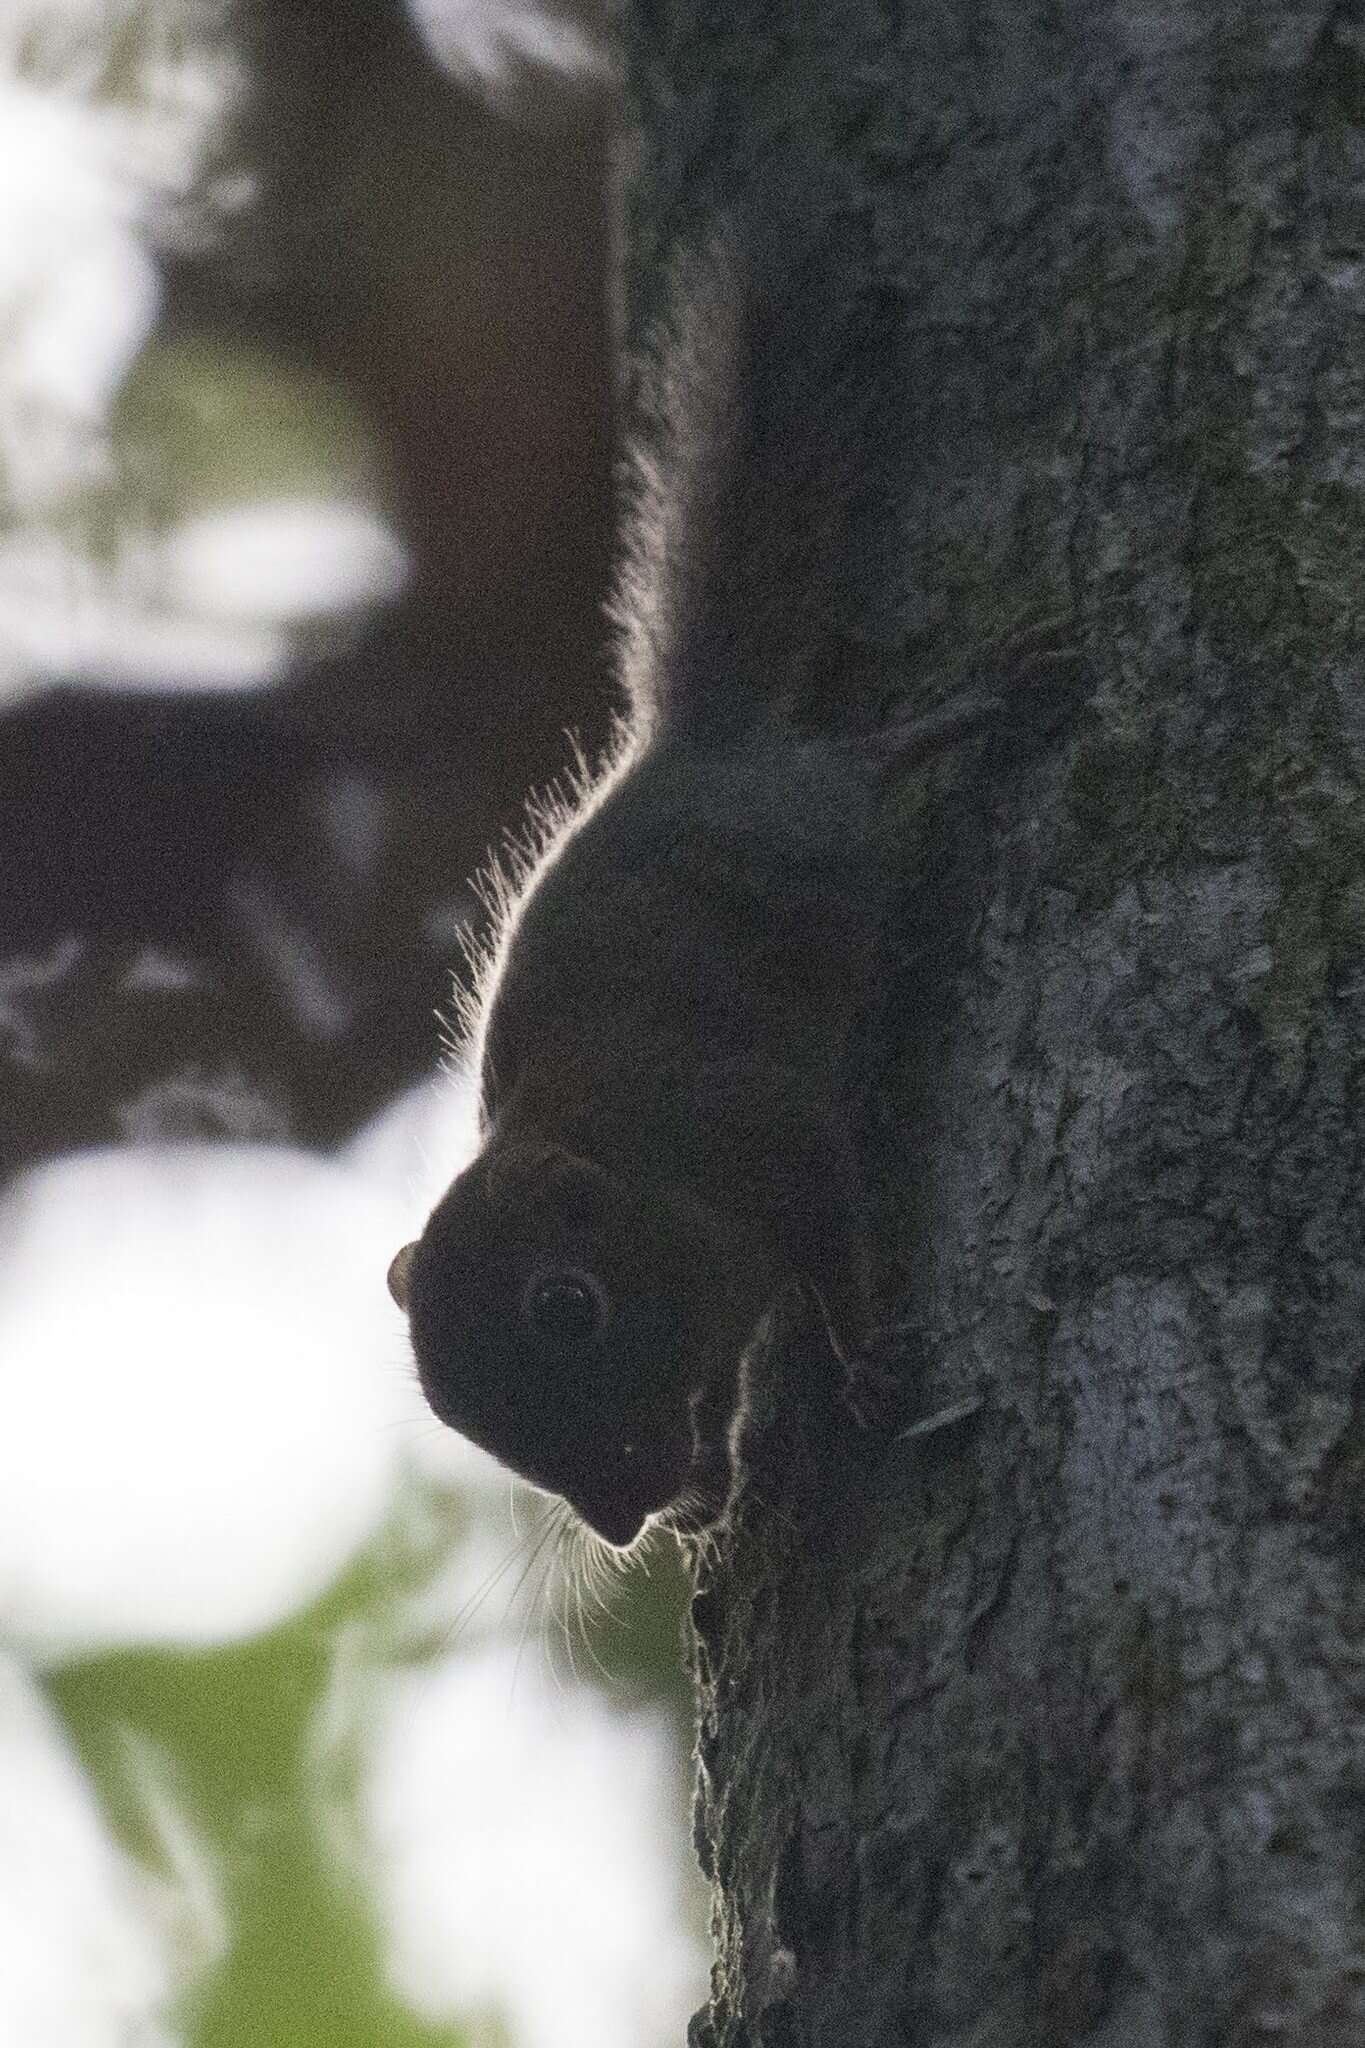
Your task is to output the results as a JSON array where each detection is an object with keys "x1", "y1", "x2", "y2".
[{"x1": 626, "y1": 5, "x2": 1365, "y2": 2042}]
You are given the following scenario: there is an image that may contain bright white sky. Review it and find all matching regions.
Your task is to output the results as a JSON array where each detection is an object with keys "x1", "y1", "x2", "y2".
[{"x1": 0, "y1": 1653, "x2": 187, "y2": 2048}]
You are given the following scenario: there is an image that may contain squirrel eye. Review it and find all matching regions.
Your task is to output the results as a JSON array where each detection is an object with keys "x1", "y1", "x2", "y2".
[{"x1": 522, "y1": 1267, "x2": 609, "y2": 1344}]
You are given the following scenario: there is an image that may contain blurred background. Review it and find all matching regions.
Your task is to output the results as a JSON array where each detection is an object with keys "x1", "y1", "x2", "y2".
[{"x1": 0, "y1": 2, "x2": 706, "y2": 2043}]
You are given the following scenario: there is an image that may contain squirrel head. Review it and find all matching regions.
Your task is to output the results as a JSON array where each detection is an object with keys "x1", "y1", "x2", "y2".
[{"x1": 388, "y1": 1138, "x2": 784, "y2": 1548}]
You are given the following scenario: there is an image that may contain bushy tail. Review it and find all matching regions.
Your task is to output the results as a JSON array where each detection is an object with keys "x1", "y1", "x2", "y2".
[{"x1": 615, "y1": 182, "x2": 914, "y2": 744}]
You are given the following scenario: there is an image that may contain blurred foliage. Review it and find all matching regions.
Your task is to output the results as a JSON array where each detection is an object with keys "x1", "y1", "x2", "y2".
[
  {"x1": 47, "y1": 1483, "x2": 695, "y2": 2047},
  {"x1": 50, "y1": 1505, "x2": 471, "y2": 2048},
  {"x1": 114, "y1": 339, "x2": 385, "y2": 519}
]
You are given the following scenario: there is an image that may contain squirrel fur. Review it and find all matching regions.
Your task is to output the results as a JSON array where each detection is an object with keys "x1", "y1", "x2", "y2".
[{"x1": 388, "y1": 197, "x2": 1069, "y2": 1549}]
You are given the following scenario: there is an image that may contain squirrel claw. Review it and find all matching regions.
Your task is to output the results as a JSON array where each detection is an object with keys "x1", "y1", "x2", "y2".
[
  {"x1": 895, "y1": 1393, "x2": 984, "y2": 1442},
  {"x1": 844, "y1": 1327, "x2": 985, "y2": 1446}
]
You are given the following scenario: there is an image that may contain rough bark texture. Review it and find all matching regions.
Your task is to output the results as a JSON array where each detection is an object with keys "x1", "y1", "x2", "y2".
[{"x1": 626, "y1": 4, "x2": 1365, "y2": 2042}]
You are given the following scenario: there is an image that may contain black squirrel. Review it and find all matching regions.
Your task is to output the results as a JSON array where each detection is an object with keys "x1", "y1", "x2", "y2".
[{"x1": 388, "y1": 198, "x2": 1075, "y2": 1548}]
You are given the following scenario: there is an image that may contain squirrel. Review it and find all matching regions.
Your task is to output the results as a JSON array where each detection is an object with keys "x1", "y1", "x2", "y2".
[{"x1": 387, "y1": 195, "x2": 1077, "y2": 1549}]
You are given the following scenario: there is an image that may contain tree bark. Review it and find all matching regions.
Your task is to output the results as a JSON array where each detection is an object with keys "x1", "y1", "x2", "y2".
[{"x1": 626, "y1": 4, "x2": 1365, "y2": 2042}]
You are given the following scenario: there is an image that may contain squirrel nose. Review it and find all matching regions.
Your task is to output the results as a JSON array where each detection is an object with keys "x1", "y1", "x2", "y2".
[
  {"x1": 571, "y1": 1491, "x2": 648, "y2": 1550},
  {"x1": 387, "y1": 1242, "x2": 417, "y2": 1310}
]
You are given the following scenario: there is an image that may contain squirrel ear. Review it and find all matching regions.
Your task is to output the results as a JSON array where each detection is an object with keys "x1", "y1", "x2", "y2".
[
  {"x1": 484, "y1": 1143, "x2": 609, "y2": 1225},
  {"x1": 538, "y1": 1150, "x2": 611, "y2": 1226}
]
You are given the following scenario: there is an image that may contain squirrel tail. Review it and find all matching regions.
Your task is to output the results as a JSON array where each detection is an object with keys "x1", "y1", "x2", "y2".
[{"x1": 614, "y1": 180, "x2": 914, "y2": 745}]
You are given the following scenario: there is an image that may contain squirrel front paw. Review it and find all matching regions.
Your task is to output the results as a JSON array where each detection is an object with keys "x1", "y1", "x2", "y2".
[{"x1": 843, "y1": 1327, "x2": 983, "y2": 1444}]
